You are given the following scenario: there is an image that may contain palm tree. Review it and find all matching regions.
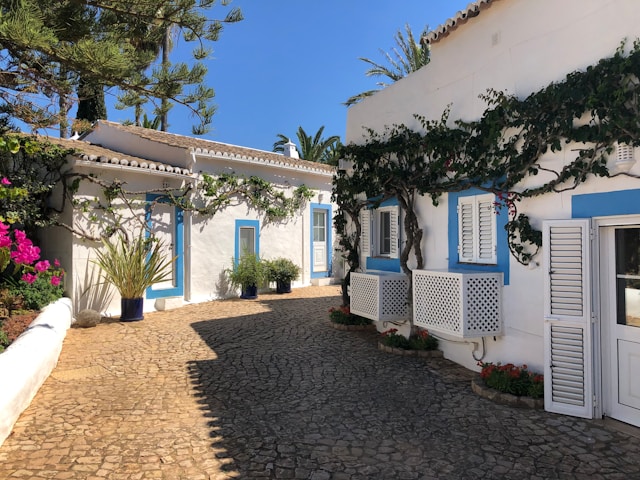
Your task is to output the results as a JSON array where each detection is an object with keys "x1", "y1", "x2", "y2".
[
  {"x1": 273, "y1": 126, "x2": 341, "y2": 164},
  {"x1": 344, "y1": 24, "x2": 431, "y2": 107}
]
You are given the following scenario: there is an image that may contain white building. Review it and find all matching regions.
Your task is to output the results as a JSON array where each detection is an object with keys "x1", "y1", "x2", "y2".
[
  {"x1": 45, "y1": 121, "x2": 338, "y2": 316},
  {"x1": 346, "y1": 0, "x2": 640, "y2": 426}
]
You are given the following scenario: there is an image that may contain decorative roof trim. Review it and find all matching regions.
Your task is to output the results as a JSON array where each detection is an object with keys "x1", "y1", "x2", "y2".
[
  {"x1": 423, "y1": 0, "x2": 500, "y2": 45},
  {"x1": 191, "y1": 148, "x2": 336, "y2": 178},
  {"x1": 93, "y1": 121, "x2": 336, "y2": 177},
  {"x1": 72, "y1": 154, "x2": 193, "y2": 178}
]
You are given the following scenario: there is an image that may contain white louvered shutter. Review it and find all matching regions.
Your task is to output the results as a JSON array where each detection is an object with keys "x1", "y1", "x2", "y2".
[
  {"x1": 389, "y1": 205, "x2": 400, "y2": 259},
  {"x1": 477, "y1": 197, "x2": 497, "y2": 264},
  {"x1": 542, "y1": 219, "x2": 593, "y2": 419},
  {"x1": 458, "y1": 197, "x2": 475, "y2": 262},
  {"x1": 359, "y1": 209, "x2": 371, "y2": 258}
]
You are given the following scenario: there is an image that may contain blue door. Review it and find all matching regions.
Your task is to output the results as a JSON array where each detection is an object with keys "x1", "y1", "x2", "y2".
[{"x1": 146, "y1": 194, "x2": 184, "y2": 299}]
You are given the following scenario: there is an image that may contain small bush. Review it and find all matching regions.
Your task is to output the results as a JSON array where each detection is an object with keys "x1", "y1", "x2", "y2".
[
  {"x1": 328, "y1": 306, "x2": 372, "y2": 325},
  {"x1": 380, "y1": 328, "x2": 439, "y2": 351},
  {"x1": 0, "y1": 327, "x2": 8, "y2": 352},
  {"x1": 478, "y1": 361, "x2": 544, "y2": 399},
  {"x1": 8, "y1": 275, "x2": 64, "y2": 310}
]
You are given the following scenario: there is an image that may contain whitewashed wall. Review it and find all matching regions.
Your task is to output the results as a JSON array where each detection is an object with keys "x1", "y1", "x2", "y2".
[
  {"x1": 54, "y1": 153, "x2": 336, "y2": 316},
  {"x1": 346, "y1": 0, "x2": 640, "y2": 371}
]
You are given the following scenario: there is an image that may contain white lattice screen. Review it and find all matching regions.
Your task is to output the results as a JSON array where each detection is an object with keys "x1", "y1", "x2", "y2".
[
  {"x1": 413, "y1": 270, "x2": 503, "y2": 337},
  {"x1": 350, "y1": 272, "x2": 409, "y2": 321}
]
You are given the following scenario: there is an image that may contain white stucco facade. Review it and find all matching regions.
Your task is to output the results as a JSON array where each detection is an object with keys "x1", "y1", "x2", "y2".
[
  {"x1": 48, "y1": 121, "x2": 338, "y2": 317},
  {"x1": 345, "y1": 0, "x2": 640, "y2": 424}
]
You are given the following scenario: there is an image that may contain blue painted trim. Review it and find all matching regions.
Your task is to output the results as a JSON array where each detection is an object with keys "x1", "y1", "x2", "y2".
[
  {"x1": 447, "y1": 189, "x2": 510, "y2": 285},
  {"x1": 235, "y1": 219, "x2": 260, "y2": 263},
  {"x1": 366, "y1": 196, "x2": 399, "y2": 208},
  {"x1": 145, "y1": 194, "x2": 184, "y2": 299},
  {"x1": 366, "y1": 257, "x2": 401, "y2": 272},
  {"x1": 310, "y1": 203, "x2": 332, "y2": 278},
  {"x1": 363, "y1": 196, "x2": 400, "y2": 270},
  {"x1": 572, "y1": 189, "x2": 640, "y2": 218}
]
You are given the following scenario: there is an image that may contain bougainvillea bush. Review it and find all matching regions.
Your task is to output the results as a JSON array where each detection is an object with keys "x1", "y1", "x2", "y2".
[
  {"x1": 0, "y1": 176, "x2": 65, "y2": 351},
  {"x1": 478, "y1": 361, "x2": 544, "y2": 399},
  {"x1": 380, "y1": 328, "x2": 439, "y2": 351},
  {"x1": 328, "y1": 306, "x2": 372, "y2": 326}
]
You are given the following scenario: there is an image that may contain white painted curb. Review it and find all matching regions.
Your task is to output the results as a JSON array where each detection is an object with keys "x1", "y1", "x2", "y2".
[{"x1": 0, "y1": 297, "x2": 73, "y2": 446}]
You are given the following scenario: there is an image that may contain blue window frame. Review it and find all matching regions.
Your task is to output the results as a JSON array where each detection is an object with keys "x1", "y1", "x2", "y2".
[
  {"x1": 235, "y1": 219, "x2": 260, "y2": 262},
  {"x1": 448, "y1": 189, "x2": 510, "y2": 285}
]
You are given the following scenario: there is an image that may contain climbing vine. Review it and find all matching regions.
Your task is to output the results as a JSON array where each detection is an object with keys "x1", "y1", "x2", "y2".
[
  {"x1": 0, "y1": 134, "x2": 314, "y2": 243},
  {"x1": 335, "y1": 39, "x2": 640, "y2": 273}
]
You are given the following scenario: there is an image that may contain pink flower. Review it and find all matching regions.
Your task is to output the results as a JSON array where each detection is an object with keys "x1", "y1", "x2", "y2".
[
  {"x1": 13, "y1": 230, "x2": 26, "y2": 242},
  {"x1": 0, "y1": 236, "x2": 10, "y2": 249},
  {"x1": 1, "y1": 177, "x2": 11, "y2": 185},
  {"x1": 21, "y1": 273, "x2": 37, "y2": 284},
  {"x1": 50, "y1": 275, "x2": 61, "y2": 286},
  {"x1": 34, "y1": 260, "x2": 50, "y2": 273},
  {"x1": 54, "y1": 259, "x2": 60, "y2": 267}
]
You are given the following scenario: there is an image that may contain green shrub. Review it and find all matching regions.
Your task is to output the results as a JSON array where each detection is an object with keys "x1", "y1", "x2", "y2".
[
  {"x1": 9, "y1": 275, "x2": 64, "y2": 310},
  {"x1": 380, "y1": 328, "x2": 439, "y2": 351},
  {"x1": 478, "y1": 362, "x2": 544, "y2": 399},
  {"x1": 265, "y1": 257, "x2": 301, "y2": 283},
  {"x1": 0, "y1": 327, "x2": 8, "y2": 352},
  {"x1": 328, "y1": 306, "x2": 372, "y2": 325}
]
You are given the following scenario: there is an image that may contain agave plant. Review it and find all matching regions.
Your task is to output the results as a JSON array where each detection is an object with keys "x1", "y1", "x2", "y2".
[{"x1": 94, "y1": 233, "x2": 175, "y2": 299}]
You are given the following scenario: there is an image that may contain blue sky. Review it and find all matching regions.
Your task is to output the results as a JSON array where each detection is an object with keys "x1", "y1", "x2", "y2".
[{"x1": 106, "y1": 1, "x2": 472, "y2": 152}]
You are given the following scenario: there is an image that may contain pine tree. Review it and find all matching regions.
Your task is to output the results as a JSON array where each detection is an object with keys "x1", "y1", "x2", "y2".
[{"x1": 0, "y1": 0, "x2": 242, "y2": 135}]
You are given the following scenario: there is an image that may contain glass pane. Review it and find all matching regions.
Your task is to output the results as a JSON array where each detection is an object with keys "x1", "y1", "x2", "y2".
[
  {"x1": 313, "y1": 211, "x2": 325, "y2": 242},
  {"x1": 380, "y1": 211, "x2": 391, "y2": 255},
  {"x1": 239, "y1": 227, "x2": 255, "y2": 256},
  {"x1": 615, "y1": 228, "x2": 640, "y2": 327}
]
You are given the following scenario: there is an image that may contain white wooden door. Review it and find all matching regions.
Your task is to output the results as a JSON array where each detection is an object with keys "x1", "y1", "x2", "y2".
[
  {"x1": 600, "y1": 225, "x2": 640, "y2": 427},
  {"x1": 313, "y1": 209, "x2": 327, "y2": 272}
]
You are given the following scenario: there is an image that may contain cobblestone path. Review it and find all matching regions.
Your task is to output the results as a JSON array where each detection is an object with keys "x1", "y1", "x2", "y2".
[{"x1": 0, "y1": 285, "x2": 639, "y2": 479}]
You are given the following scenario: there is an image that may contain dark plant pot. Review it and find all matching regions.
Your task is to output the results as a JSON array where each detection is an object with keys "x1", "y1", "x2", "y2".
[
  {"x1": 240, "y1": 284, "x2": 258, "y2": 299},
  {"x1": 276, "y1": 279, "x2": 292, "y2": 294},
  {"x1": 121, "y1": 297, "x2": 144, "y2": 322}
]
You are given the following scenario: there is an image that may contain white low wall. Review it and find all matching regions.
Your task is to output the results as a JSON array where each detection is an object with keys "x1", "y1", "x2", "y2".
[{"x1": 0, "y1": 297, "x2": 73, "y2": 446}]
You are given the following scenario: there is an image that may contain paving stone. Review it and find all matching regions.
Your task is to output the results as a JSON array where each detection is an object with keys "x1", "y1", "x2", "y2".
[{"x1": 0, "y1": 285, "x2": 639, "y2": 479}]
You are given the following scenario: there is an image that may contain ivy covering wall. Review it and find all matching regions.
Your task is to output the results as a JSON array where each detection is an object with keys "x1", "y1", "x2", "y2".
[{"x1": 334, "y1": 40, "x2": 640, "y2": 280}]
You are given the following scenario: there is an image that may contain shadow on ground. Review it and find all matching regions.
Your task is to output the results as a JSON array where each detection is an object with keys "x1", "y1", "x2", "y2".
[{"x1": 188, "y1": 291, "x2": 640, "y2": 479}]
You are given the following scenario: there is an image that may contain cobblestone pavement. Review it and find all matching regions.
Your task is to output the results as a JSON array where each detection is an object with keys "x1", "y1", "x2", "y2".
[{"x1": 1, "y1": 285, "x2": 640, "y2": 479}]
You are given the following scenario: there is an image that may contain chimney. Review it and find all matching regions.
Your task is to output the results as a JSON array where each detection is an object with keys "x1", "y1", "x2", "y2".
[{"x1": 283, "y1": 140, "x2": 299, "y2": 159}]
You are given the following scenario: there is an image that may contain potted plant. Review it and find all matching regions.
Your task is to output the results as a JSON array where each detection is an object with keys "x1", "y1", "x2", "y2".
[
  {"x1": 265, "y1": 257, "x2": 301, "y2": 294},
  {"x1": 93, "y1": 233, "x2": 175, "y2": 321},
  {"x1": 227, "y1": 253, "x2": 266, "y2": 299}
]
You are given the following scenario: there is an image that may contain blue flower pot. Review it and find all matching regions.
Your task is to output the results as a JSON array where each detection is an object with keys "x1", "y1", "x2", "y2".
[
  {"x1": 121, "y1": 297, "x2": 144, "y2": 322},
  {"x1": 276, "y1": 279, "x2": 292, "y2": 294},
  {"x1": 240, "y1": 284, "x2": 258, "y2": 299}
]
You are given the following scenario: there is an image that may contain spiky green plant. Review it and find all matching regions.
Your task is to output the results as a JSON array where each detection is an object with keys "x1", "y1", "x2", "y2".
[{"x1": 93, "y1": 234, "x2": 175, "y2": 299}]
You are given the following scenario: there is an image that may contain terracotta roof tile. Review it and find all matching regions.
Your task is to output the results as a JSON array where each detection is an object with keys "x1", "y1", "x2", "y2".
[
  {"x1": 423, "y1": 0, "x2": 501, "y2": 45},
  {"x1": 95, "y1": 120, "x2": 336, "y2": 175},
  {"x1": 34, "y1": 135, "x2": 193, "y2": 177}
]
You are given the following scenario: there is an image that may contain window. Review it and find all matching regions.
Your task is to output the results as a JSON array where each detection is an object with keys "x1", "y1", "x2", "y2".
[
  {"x1": 235, "y1": 220, "x2": 259, "y2": 262},
  {"x1": 457, "y1": 194, "x2": 497, "y2": 264},
  {"x1": 239, "y1": 227, "x2": 256, "y2": 257},
  {"x1": 379, "y1": 210, "x2": 391, "y2": 255},
  {"x1": 360, "y1": 205, "x2": 399, "y2": 259}
]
